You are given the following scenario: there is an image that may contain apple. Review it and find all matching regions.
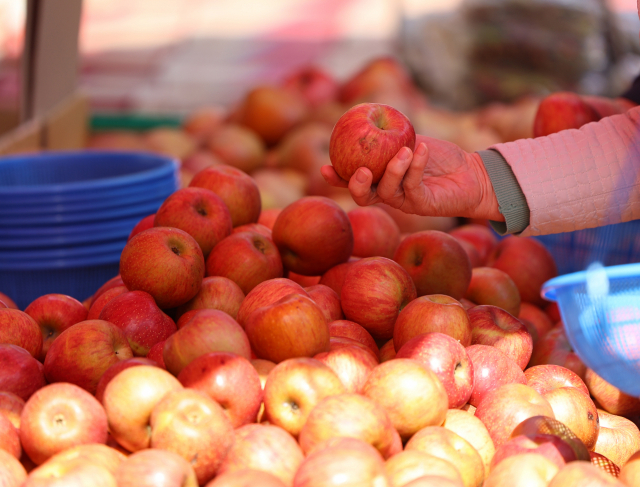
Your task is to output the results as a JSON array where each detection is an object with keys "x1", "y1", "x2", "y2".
[
  {"x1": 484, "y1": 453, "x2": 559, "y2": 487},
  {"x1": 314, "y1": 343, "x2": 378, "y2": 394},
  {"x1": 379, "y1": 339, "x2": 396, "y2": 362},
  {"x1": 286, "y1": 272, "x2": 320, "y2": 287},
  {"x1": 24, "y1": 294, "x2": 87, "y2": 361},
  {"x1": 442, "y1": 409, "x2": 495, "y2": 479},
  {"x1": 475, "y1": 383, "x2": 555, "y2": 448},
  {"x1": 174, "y1": 276, "x2": 245, "y2": 321},
  {"x1": 620, "y1": 450, "x2": 640, "y2": 485},
  {"x1": 327, "y1": 336, "x2": 378, "y2": 361},
  {"x1": 329, "y1": 320, "x2": 379, "y2": 358},
  {"x1": 163, "y1": 309, "x2": 251, "y2": 376},
  {"x1": 0, "y1": 411, "x2": 20, "y2": 458},
  {"x1": 216, "y1": 423, "x2": 305, "y2": 486},
  {"x1": 298, "y1": 393, "x2": 397, "y2": 459},
  {"x1": 0, "y1": 309, "x2": 43, "y2": 358},
  {"x1": 206, "y1": 123, "x2": 266, "y2": 174},
  {"x1": 236, "y1": 278, "x2": 309, "y2": 327},
  {"x1": 448, "y1": 224, "x2": 498, "y2": 266},
  {"x1": 466, "y1": 345, "x2": 527, "y2": 406},
  {"x1": 258, "y1": 208, "x2": 281, "y2": 230},
  {"x1": 0, "y1": 448, "x2": 26, "y2": 486},
  {"x1": 282, "y1": 66, "x2": 338, "y2": 108},
  {"x1": 207, "y1": 470, "x2": 286, "y2": 487},
  {"x1": 362, "y1": 359, "x2": 447, "y2": 439},
  {"x1": 233, "y1": 222, "x2": 272, "y2": 238},
  {"x1": 205, "y1": 230, "x2": 283, "y2": 294},
  {"x1": 98, "y1": 290, "x2": 176, "y2": 357},
  {"x1": 0, "y1": 392, "x2": 24, "y2": 428},
  {"x1": 189, "y1": 164, "x2": 261, "y2": 227},
  {"x1": 0, "y1": 291, "x2": 18, "y2": 309},
  {"x1": 396, "y1": 332, "x2": 474, "y2": 409},
  {"x1": 262, "y1": 357, "x2": 345, "y2": 437},
  {"x1": 293, "y1": 438, "x2": 389, "y2": 487},
  {"x1": 87, "y1": 285, "x2": 128, "y2": 320},
  {"x1": 144, "y1": 127, "x2": 197, "y2": 160},
  {"x1": 244, "y1": 293, "x2": 330, "y2": 363},
  {"x1": 393, "y1": 230, "x2": 472, "y2": 299},
  {"x1": 405, "y1": 426, "x2": 484, "y2": 487},
  {"x1": 339, "y1": 57, "x2": 417, "y2": 104},
  {"x1": 305, "y1": 284, "x2": 343, "y2": 322},
  {"x1": 485, "y1": 236, "x2": 557, "y2": 307},
  {"x1": 348, "y1": 206, "x2": 401, "y2": 259},
  {"x1": 114, "y1": 448, "x2": 198, "y2": 487},
  {"x1": 150, "y1": 388, "x2": 233, "y2": 484},
  {"x1": 385, "y1": 450, "x2": 464, "y2": 487},
  {"x1": 22, "y1": 462, "x2": 116, "y2": 487},
  {"x1": 519, "y1": 302, "x2": 555, "y2": 345},
  {"x1": 127, "y1": 214, "x2": 156, "y2": 242},
  {"x1": 492, "y1": 434, "x2": 577, "y2": 469},
  {"x1": 272, "y1": 196, "x2": 353, "y2": 276},
  {"x1": 468, "y1": 305, "x2": 533, "y2": 369},
  {"x1": 20, "y1": 383, "x2": 108, "y2": 465},
  {"x1": 120, "y1": 227, "x2": 205, "y2": 309},
  {"x1": 183, "y1": 106, "x2": 224, "y2": 140},
  {"x1": 146, "y1": 340, "x2": 167, "y2": 369},
  {"x1": 318, "y1": 257, "x2": 359, "y2": 296},
  {"x1": 594, "y1": 409, "x2": 640, "y2": 467},
  {"x1": 103, "y1": 365, "x2": 183, "y2": 452},
  {"x1": 525, "y1": 364, "x2": 589, "y2": 396},
  {"x1": 402, "y1": 476, "x2": 464, "y2": 487},
  {"x1": 0, "y1": 345, "x2": 46, "y2": 401},
  {"x1": 533, "y1": 92, "x2": 601, "y2": 137},
  {"x1": 342, "y1": 256, "x2": 417, "y2": 340},
  {"x1": 94, "y1": 357, "x2": 159, "y2": 404},
  {"x1": 529, "y1": 327, "x2": 587, "y2": 379},
  {"x1": 177, "y1": 351, "x2": 262, "y2": 428},
  {"x1": 43, "y1": 320, "x2": 133, "y2": 394},
  {"x1": 464, "y1": 268, "x2": 520, "y2": 317},
  {"x1": 252, "y1": 358, "x2": 276, "y2": 389},
  {"x1": 585, "y1": 368, "x2": 640, "y2": 417},
  {"x1": 32, "y1": 444, "x2": 125, "y2": 480},
  {"x1": 541, "y1": 387, "x2": 599, "y2": 450},
  {"x1": 235, "y1": 85, "x2": 309, "y2": 146},
  {"x1": 394, "y1": 295, "x2": 471, "y2": 351},
  {"x1": 455, "y1": 239, "x2": 483, "y2": 268},
  {"x1": 547, "y1": 461, "x2": 625, "y2": 487},
  {"x1": 590, "y1": 451, "x2": 620, "y2": 477}
]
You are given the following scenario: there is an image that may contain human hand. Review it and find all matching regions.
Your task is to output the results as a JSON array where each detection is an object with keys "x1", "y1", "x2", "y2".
[{"x1": 320, "y1": 135, "x2": 503, "y2": 221}]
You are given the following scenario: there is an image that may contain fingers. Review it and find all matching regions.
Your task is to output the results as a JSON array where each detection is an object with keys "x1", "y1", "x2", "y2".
[
  {"x1": 403, "y1": 142, "x2": 428, "y2": 192},
  {"x1": 348, "y1": 167, "x2": 381, "y2": 207},
  {"x1": 376, "y1": 146, "x2": 413, "y2": 202},
  {"x1": 320, "y1": 165, "x2": 349, "y2": 188}
]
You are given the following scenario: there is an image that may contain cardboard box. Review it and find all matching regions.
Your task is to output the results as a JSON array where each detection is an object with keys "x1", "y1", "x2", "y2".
[{"x1": 0, "y1": 0, "x2": 87, "y2": 155}]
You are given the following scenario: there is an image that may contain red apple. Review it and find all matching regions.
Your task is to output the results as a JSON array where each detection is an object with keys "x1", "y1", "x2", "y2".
[
  {"x1": 448, "y1": 224, "x2": 498, "y2": 266},
  {"x1": 342, "y1": 257, "x2": 417, "y2": 340},
  {"x1": 525, "y1": 364, "x2": 589, "y2": 396},
  {"x1": 519, "y1": 302, "x2": 555, "y2": 346},
  {"x1": 127, "y1": 214, "x2": 155, "y2": 242},
  {"x1": 379, "y1": 339, "x2": 396, "y2": 362},
  {"x1": 146, "y1": 340, "x2": 166, "y2": 369},
  {"x1": 154, "y1": 187, "x2": 232, "y2": 258},
  {"x1": 328, "y1": 320, "x2": 379, "y2": 358},
  {"x1": 0, "y1": 292, "x2": 18, "y2": 309},
  {"x1": 103, "y1": 365, "x2": 183, "y2": 452},
  {"x1": 263, "y1": 357, "x2": 346, "y2": 437},
  {"x1": 177, "y1": 352, "x2": 262, "y2": 428},
  {"x1": 298, "y1": 393, "x2": 397, "y2": 459},
  {"x1": 144, "y1": 127, "x2": 197, "y2": 160},
  {"x1": 442, "y1": 409, "x2": 495, "y2": 479},
  {"x1": 174, "y1": 276, "x2": 245, "y2": 320},
  {"x1": 585, "y1": 368, "x2": 640, "y2": 417},
  {"x1": 183, "y1": 106, "x2": 224, "y2": 140},
  {"x1": 189, "y1": 164, "x2": 261, "y2": 227},
  {"x1": 0, "y1": 309, "x2": 42, "y2": 359},
  {"x1": 385, "y1": 450, "x2": 464, "y2": 487},
  {"x1": 114, "y1": 448, "x2": 198, "y2": 487},
  {"x1": 206, "y1": 231, "x2": 283, "y2": 294},
  {"x1": 0, "y1": 345, "x2": 46, "y2": 401},
  {"x1": 24, "y1": 294, "x2": 87, "y2": 361},
  {"x1": 394, "y1": 294, "x2": 471, "y2": 350},
  {"x1": 216, "y1": 423, "x2": 304, "y2": 486},
  {"x1": 393, "y1": 230, "x2": 472, "y2": 299},
  {"x1": 0, "y1": 411, "x2": 20, "y2": 458},
  {"x1": 314, "y1": 343, "x2": 378, "y2": 394},
  {"x1": 475, "y1": 383, "x2": 555, "y2": 448},
  {"x1": 339, "y1": 57, "x2": 416, "y2": 106},
  {"x1": 510, "y1": 416, "x2": 591, "y2": 462},
  {"x1": 0, "y1": 449, "x2": 27, "y2": 486},
  {"x1": 492, "y1": 434, "x2": 577, "y2": 469},
  {"x1": 396, "y1": 332, "x2": 474, "y2": 409},
  {"x1": 163, "y1": 309, "x2": 251, "y2": 376},
  {"x1": 329, "y1": 102, "x2": 415, "y2": 184},
  {"x1": 120, "y1": 227, "x2": 205, "y2": 309},
  {"x1": 543, "y1": 387, "x2": 599, "y2": 451},
  {"x1": 232, "y1": 222, "x2": 272, "y2": 238},
  {"x1": 43, "y1": 320, "x2": 133, "y2": 394},
  {"x1": 466, "y1": 344, "x2": 526, "y2": 407},
  {"x1": 0, "y1": 392, "x2": 24, "y2": 429},
  {"x1": 207, "y1": 470, "x2": 285, "y2": 487},
  {"x1": 464, "y1": 268, "x2": 520, "y2": 317},
  {"x1": 206, "y1": 123, "x2": 266, "y2": 174},
  {"x1": 258, "y1": 208, "x2": 281, "y2": 230},
  {"x1": 348, "y1": 206, "x2": 401, "y2": 259},
  {"x1": 529, "y1": 327, "x2": 587, "y2": 379},
  {"x1": 318, "y1": 258, "x2": 359, "y2": 296},
  {"x1": 98, "y1": 291, "x2": 176, "y2": 357},
  {"x1": 20, "y1": 383, "x2": 108, "y2": 465},
  {"x1": 282, "y1": 66, "x2": 339, "y2": 108},
  {"x1": 305, "y1": 284, "x2": 343, "y2": 322},
  {"x1": 87, "y1": 285, "x2": 127, "y2": 320},
  {"x1": 547, "y1": 461, "x2": 624, "y2": 487},
  {"x1": 94, "y1": 357, "x2": 159, "y2": 404},
  {"x1": 533, "y1": 92, "x2": 601, "y2": 137},
  {"x1": 237, "y1": 278, "x2": 309, "y2": 327},
  {"x1": 468, "y1": 305, "x2": 533, "y2": 369},
  {"x1": 272, "y1": 196, "x2": 353, "y2": 276},
  {"x1": 485, "y1": 236, "x2": 557, "y2": 307},
  {"x1": 484, "y1": 453, "x2": 559, "y2": 487},
  {"x1": 150, "y1": 388, "x2": 233, "y2": 484},
  {"x1": 620, "y1": 450, "x2": 640, "y2": 485},
  {"x1": 594, "y1": 409, "x2": 640, "y2": 467},
  {"x1": 244, "y1": 293, "x2": 330, "y2": 363}
]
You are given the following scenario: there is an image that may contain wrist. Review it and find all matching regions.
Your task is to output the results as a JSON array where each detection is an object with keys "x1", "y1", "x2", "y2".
[{"x1": 468, "y1": 152, "x2": 504, "y2": 221}]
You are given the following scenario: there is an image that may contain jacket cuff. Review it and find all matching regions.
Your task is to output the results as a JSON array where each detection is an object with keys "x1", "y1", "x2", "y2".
[{"x1": 477, "y1": 149, "x2": 530, "y2": 235}]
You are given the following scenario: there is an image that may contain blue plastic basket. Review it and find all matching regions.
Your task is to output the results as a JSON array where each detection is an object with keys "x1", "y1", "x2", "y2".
[{"x1": 542, "y1": 263, "x2": 640, "y2": 396}]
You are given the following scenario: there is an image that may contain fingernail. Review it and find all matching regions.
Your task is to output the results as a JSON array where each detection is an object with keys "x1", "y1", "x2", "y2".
[
  {"x1": 398, "y1": 147, "x2": 412, "y2": 161},
  {"x1": 416, "y1": 143, "x2": 427, "y2": 156},
  {"x1": 356, "y1": 169, "x2": 368, "y2": 183}
]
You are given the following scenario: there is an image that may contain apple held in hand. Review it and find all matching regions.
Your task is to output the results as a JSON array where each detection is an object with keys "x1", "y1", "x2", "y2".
[
  {"x1": 329, "y1": 103, "x2": 415, "y2": 184},
  {"x1": 120, "y1": 227, "x2": 205, "y2": 310}
]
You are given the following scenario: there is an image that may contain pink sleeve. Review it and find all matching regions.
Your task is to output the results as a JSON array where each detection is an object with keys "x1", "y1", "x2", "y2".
[{"x1": 490, "y1": 106, "x2": 640, "y2": 237}]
